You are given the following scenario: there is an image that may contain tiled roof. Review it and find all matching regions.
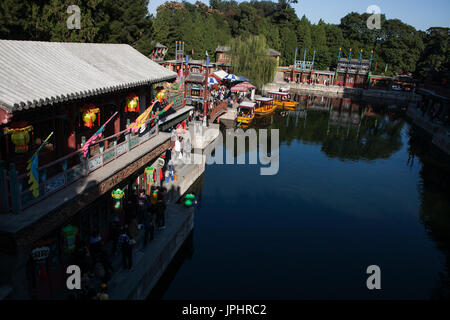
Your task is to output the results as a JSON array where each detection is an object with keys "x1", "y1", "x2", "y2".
[
  {"x1": 268, "y1": 48, "x2": 281, "y2": 57},
  {"x1": 215, "y1": 46, "x2": 230, "y2": 53},
  {"x1": 186, "y1": 73, "x2": 205, "y2": 83},
  {"x1": 338, "y1": 58, "x2": 370, "y2": 65},
  {"x1": 0, "y1": 40, "x2": 177, "y2": 113}
]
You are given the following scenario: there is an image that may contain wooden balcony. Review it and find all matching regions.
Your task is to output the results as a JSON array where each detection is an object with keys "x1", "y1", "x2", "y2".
[{"x1": 0, "y1": 122, "x2": 172, "y2": 250}]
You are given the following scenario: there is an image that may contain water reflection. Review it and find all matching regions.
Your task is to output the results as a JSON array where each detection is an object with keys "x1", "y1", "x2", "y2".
[
  {"x1": 151, "y1": 94, "x2": 450, "y2": 300},
  {"x1": 259, "y1": 94, "x2": 406, "y2": 161},
  {"x1": 408, "y1": 126, "x2": 450, "y2": 299}
]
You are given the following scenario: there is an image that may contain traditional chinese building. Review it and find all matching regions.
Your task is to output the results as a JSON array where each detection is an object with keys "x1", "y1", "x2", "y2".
[
  {"x1": 0, "y1": 40, "x2": 180, "y2": 299},
  {"x1": 150, "y1": 42, "x2": 168, "y2": 64},
  {"x1": 278, "y1": 49, "x2": 335, "y2": 85},
  {"x1": 184, "y1": 59, "x2": 213, "y2": 116},
  {"x1": 215, "y1": 46, "x2": 232, "y2": 73},
  {"x1": 334, "y1": 57, "x2": 371, "y2": 88}
]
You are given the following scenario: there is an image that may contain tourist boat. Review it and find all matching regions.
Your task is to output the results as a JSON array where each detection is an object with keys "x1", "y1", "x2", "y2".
[
  {"x1": 266, "y1": 91, "x2": 298, "y2": 110},
  {"x1": 236, "y1": 101, "x2": 256, "y2": 125},
  {"x1": 254, "y1": 97, "x2": 277, "y2": 116}
]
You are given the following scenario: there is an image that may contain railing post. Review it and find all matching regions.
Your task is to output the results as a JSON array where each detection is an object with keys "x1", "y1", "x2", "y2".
[
  {"x1": 125, "y1": 121, "x2": 131, "y2": 153},
  {"x1": 8, "y1": 163, "x2": 20, "y2": 214},
  {"x1": 0, "y1": 161, "x2": 9, "y2": 213}
]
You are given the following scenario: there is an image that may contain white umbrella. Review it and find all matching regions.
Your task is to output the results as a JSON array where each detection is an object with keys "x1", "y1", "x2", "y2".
[
  {"x1": 224, "y1": 74, "x2": 238, "y2": 82},
  {"x1": 208, "y1": 77, "x2": 219, "y2": 85},
  {"x1": 213, "y1": 70, "x2": 228, "y2": 80}
]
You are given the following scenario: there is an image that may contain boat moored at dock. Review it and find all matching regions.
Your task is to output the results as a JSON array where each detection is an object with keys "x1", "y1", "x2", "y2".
[
  {"x1": 267, "y1": 91, "x2": 298, "y2": 110},
  {"x1": 236, "y1": 101, "x2": 256, "y2": 125},
  {"x1": 254, "y1": 97, "x2": 277, "y2": 116}
]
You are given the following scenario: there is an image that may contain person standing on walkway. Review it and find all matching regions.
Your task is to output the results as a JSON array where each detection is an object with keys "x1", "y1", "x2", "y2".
[
  {"x1": 174, "y1": 136, "x2": 181, "y2": 161},
  {"x1": 143, "y1": 210, "x2": 154, "y2": 246},
  {"x1": 137, "y1": 189, "x2": 150, "y2": 225},
  {"x1": 118, "y1": 228, "x2": 133, "y2": 270},
  {"x1": 184, "y1": 137, "x2": 192, "y2": 163}
]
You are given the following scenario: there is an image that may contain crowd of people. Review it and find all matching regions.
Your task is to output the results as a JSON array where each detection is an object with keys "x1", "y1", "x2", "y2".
[
  {"x1": 209, "y1": 84, "x2": 251, "y2": 111},
  {"x1": 70, "y1": 186, "x2": 168, "y2": 300}
]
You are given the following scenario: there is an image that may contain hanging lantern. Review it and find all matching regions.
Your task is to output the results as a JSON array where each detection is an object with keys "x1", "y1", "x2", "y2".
[
  {"x1": 5, "y1": 122, "x2": 33, "y2": 153},
  {"x1": 81, "y1": 104, "x2": 100, "y2": 128},
  {"x1": 61, "y1": 225, "x2": 78, "y2": 253},
  {"x1": 125, "y1": 93, "x2": 140, "y2": 113},
  {"x1": 111, "y1": 188, "x2": 125, "y2": 210},
  {"x1": 184, "y1": 194, "x2": 197, "y2": 207},
  {"x1": 155, "y1": 87, "x2": 167, "y2": 102}
]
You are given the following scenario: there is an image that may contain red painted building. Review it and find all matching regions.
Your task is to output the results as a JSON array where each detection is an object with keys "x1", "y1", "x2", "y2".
[{"x1": 0, "y1": 40, "x2": 178, "y2": 299}]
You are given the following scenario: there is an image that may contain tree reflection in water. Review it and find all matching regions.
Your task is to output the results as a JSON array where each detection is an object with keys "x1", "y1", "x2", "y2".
[{"x1": 408, "y1": 126, "x2": 450, "y2": 299}]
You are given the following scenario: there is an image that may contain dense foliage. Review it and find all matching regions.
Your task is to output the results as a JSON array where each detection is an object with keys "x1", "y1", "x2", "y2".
[
  {"x1": 0, "y1": 0, "x2": 448, "y2": 81},
  {"x1": 228, "y1": 35, "x2": 277, "y2": 88},
  {"x1": 0, "y1": 0, "x2": 153, "y2": 55}
]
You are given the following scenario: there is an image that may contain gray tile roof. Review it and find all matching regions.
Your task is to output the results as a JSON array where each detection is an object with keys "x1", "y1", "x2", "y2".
[
  {"x1": 215, "y1": 46, "x2": 230, "y2": 53},
  {"x1": 186, "y1": 73, "x2": 205, "y2": 83},
  {"x1": 268, "y1": 48, "x2": 281, "y2": 57},
  {"x1": 338, "y1": 58, "x2": 370, "y2": 65},
  {"x1": 0, "y1": 40, "x2": 177, "y2": 113}
]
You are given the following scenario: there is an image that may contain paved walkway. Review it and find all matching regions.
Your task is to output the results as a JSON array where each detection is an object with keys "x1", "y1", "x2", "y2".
[{"x1": 107, "y1": 204, "x2": 194, "y2": 300}]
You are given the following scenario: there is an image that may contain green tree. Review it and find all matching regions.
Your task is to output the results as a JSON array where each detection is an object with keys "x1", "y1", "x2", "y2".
[
  {"x1": 296, "y1": 15, "x2": 312, "y2": 52},
  {"x1": 416, "y1": 27, "x2": 449, "y2": 82},
  {"x1": 229, "y1": 35, "x2": 277, "y2": 88}
]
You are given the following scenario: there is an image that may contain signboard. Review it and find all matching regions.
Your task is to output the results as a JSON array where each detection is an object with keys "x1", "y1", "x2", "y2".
[{"x1": 31, "y1": 246, "x2": 50, "y2": 262}]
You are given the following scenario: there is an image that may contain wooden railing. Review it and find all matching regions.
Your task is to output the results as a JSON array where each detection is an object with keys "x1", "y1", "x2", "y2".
[
  {"x1": 208, "y1": 101, "x2": 228, "y2": 123},
  {"x1": 1, "y1": 119, "x2": 160, "y2": 214}
]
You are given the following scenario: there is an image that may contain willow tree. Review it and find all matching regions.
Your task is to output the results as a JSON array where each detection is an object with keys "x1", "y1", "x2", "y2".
[{"x1": 228, "y1": 35, "x2": 277, "y2": 89}]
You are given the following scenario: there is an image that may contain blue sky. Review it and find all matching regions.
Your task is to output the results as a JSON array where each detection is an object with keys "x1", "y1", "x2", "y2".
[{"x1": 148, "y1": 0, "x2": 450, "y2": 31}]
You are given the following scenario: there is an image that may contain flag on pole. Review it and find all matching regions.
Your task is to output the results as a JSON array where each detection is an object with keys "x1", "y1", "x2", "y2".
[
  {"x1": 82, "y1": 112, "x2": 118, "y2": 158},
  {"x1": 128, "y1": 101, "x2": 157, "y2": 133},
  {"x1": 27, "y1": 131, "x2": 54, "y2": 198}
]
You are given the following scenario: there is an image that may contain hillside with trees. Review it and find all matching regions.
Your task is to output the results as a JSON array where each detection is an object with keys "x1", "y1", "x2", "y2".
[{"x1": 0, "y1": 0, "x2": 448, "y2": 82}]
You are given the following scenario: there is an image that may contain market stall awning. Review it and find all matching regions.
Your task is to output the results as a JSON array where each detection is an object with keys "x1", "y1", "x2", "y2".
[
  {"x1": 212, "y1": 70, "x2": 228, "y2": 80},
  {"x1": 230, "y1": 82, "x2": 256, "y2": 93},
  {"x1": 237, "y1": 76, "x2": 249, "y2": 82}
]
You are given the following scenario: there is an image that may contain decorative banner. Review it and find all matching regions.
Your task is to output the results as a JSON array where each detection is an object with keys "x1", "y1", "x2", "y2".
[
  {"x1": 128, "y1": 100, "x2": 157, "y2": 133},
  {"x1": 144, "y1": 166, "x2": 155, "y2": 194},
  {"x1": 81, "y1": 104, "x2": 100, "y2": 128},
  {"x1": 5, "y1": 124, "x2": 33, "y2": 153},
  {"x1": 82, "y1": 112, "x2": 118, "y2": 158},
  {"x1": 27, "y1": 131, "x2": 54, "y2": 198},
  {"x1": 125, "y1": 93, "x2": 139, "y2": 113}
]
